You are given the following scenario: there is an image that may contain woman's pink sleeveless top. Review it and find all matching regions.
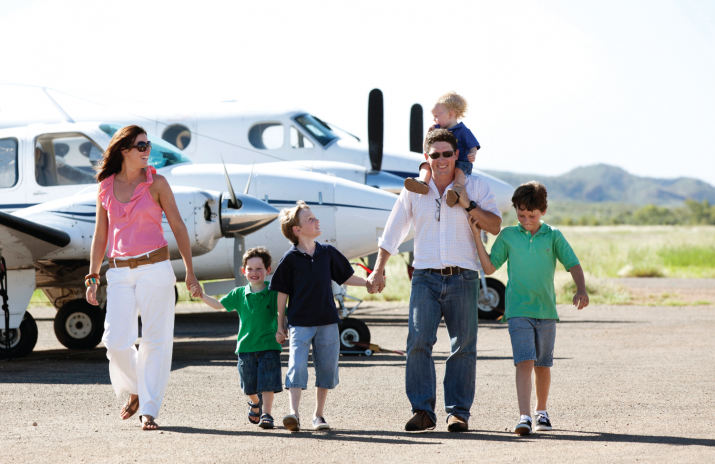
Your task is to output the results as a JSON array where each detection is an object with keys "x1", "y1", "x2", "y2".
[{"x1": 98, "y1": 166, "x2": 168, "y2": 258}]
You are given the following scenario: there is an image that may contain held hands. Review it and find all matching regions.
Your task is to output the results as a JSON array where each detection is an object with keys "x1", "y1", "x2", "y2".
[
  {"x1": 276, "y1": 319, "x2": 288, "y2": 343},
  {"x1": 367, "y1": 271, "x2": 386, "y2": 294},
  {"x1": 186, "y1": 274, "x2": 203, "y2": 299},
  {"x1": 189, "y1": 283, "x2": 204, "y2": 300},
  {"x1": 573, "y1": 291, "x2": 589, "y2": 310},
  {"x1": 86, "y1": 284, "x2": 99, "y2": 306}
]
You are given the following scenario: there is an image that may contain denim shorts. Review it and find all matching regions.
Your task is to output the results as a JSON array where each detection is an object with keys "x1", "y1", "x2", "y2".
[
  {"x1": 237, "y1": 350, "x2": 283, "y2": 395},
  {"x1": 507, "y1": 317, "x2": 556, "y2": 367},
  {"x1": 455, "y1": 159, "x2": 473, "y2": 176},
  {"x1": 285, "y1": 324, "x2": 340, "y2": 390}
]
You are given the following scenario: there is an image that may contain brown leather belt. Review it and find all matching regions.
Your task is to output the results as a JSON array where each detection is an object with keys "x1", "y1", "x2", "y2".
[
  {"x1": 108, "y1": 246, "x2": 170, "y2": 269},
  {"x1": 429, "y1": 266, "x2": 467, "y2": 276}
]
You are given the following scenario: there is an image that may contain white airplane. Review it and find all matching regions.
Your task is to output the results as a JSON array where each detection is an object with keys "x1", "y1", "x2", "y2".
[
  {"x1": 0, "y1": 121, "x2": 402, "y2": 358},
  {"x1": 0, "y1": 85, "x2": 513, "y2": 321}
]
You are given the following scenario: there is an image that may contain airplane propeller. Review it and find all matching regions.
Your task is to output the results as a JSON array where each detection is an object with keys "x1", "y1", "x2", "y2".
[
  {"x1": 367, "y1": 88, "x2": 384, "y2": 172},
  {"x1": 410, "y1": 104, "x2": 424, "y2": 153},
  {"x1": 221, "y1": 155, "x2": 241, "y2": 210}
]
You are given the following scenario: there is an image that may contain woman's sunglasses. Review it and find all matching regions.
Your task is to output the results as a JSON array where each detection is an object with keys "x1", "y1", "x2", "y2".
[
  {"x1": 127, "y1": 141, "x2": 152, "y2": 153},
  {"x1": 428, "y1": 150, "x2": 454, "y2": 159}
]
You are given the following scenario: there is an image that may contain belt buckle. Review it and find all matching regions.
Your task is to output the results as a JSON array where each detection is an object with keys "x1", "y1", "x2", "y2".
[
  {"x1": 441, "y1": 267, "x2": 452, "y2": 276},
  {"x1": 128, "y1": 258, "x2": 138, "y2": 269}
]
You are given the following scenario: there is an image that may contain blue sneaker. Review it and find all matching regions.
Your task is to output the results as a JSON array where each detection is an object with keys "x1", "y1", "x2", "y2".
[
  {"x1": 514, "y1": 417, "x2": 532, "y2": 435},
  {"x1": 534, "y1": 412, "x2": 552, "y2": 431}
]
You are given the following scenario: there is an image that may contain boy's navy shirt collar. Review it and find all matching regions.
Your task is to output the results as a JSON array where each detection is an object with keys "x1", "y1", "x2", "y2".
[{"x1": 288, "y1": 241, "x2": 326, "y2": 257}]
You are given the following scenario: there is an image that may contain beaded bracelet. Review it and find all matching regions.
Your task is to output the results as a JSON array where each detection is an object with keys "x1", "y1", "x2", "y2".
[{"x1": 85, "y1": 277, "x2": 100, "y2": 287}]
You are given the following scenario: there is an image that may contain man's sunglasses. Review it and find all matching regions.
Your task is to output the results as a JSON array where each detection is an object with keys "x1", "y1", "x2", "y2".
[
  {"x1": 427, "y1": 150, "x2": 454, "y2": 159},
  {"x1": 127, "y1": 141, "x2": 152, "y2": 153}
]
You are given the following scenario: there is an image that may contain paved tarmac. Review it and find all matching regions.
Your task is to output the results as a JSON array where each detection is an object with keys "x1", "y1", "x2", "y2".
[{"x1": 2, "y1": 297, "x2": 714, "y2": 463}]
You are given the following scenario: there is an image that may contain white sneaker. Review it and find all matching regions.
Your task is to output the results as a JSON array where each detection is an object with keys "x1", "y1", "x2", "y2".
[
  {"x1": 514, "y1": 417, "x2": 532, "y2": 435},
  {"x1": 534, "y1": 412, "x2": 552, "y2": 431}
]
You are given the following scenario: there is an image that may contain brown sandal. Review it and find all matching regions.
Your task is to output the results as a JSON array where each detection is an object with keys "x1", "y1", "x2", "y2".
[
  {"x1": 140, "y1": 415, "x2": 159, "y2": 431},
  {"x1": 120, "y1": 396, "x2": 139, "y2": 420}
]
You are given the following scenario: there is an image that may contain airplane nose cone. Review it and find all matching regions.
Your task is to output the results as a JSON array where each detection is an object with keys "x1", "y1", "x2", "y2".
[
  {"x1": 220, "y1": 194, "x2": 279, "y2": 236},
  {"x1": 333, "y1": 179, "x2": 398, "y2": 259}
]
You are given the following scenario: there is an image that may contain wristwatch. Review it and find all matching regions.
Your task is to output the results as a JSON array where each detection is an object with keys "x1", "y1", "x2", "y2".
[{"x1": 465, "y1": 201, "x2": 477, "y2": 213}]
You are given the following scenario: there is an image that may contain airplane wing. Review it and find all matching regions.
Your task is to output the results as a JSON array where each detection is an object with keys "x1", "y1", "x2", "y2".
[{"x1": 0, "y1": 211, "x2": 71, "y2": 268}]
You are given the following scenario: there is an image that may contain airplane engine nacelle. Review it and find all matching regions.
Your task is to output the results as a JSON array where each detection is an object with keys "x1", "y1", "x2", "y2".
[{"x1": 164, "y1": 187, "x2": 223, "y2": 259}]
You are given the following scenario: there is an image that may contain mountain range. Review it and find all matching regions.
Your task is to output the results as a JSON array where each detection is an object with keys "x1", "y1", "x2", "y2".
[{"x1": 483, "y1": 164, "x2": 715, "y2": 205}]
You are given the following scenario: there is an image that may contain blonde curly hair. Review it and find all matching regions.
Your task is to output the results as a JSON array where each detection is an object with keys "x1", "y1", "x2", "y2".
[{"x1": 436, "y1": 91, "x2": 468, "y2": 120}]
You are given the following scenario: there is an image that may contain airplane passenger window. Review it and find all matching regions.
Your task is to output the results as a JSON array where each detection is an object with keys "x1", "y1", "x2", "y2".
[
  {"x1": 0, "y1": 138, "x2": 18, "y2": 188},
  {"x1": 162, "y1": 124, "x2": 192, "y2": 150},
  {"x1": 34, "y1": 133, "x2": 102, "y2": 187},
  {"x1": 290, "y1": 127, "x2": 314, "y2": 149},
  {"x1": 248, "y1": 123, "x2": 284, "y2": 150}
]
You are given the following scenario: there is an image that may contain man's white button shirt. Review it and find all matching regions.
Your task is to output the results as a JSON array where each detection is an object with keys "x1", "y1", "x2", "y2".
[{"x1": 378, "y1": 175, "x2": 501, "y2": 271}]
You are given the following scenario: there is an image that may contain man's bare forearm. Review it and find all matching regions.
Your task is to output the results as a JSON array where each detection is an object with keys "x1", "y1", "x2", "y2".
[
  {"x1": 372, "y1": 247, "x2": 392, "y2": 273},
  {"x1": 468, "y1": 208, "x2": 501, "y2": 235}
]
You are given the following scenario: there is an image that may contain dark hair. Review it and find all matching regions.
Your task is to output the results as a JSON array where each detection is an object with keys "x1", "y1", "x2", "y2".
[
  {"x1": 242, "y1": 246, "x2": 272, "y2": 270},
  {"x1": 95, "y1": 125, "x2": 147, "y2": 182},
  {"x1": 511, "y1": 181, "x2": 548, "y2": 212},
  {"x1": 423, "y1": 128, "x2": 458, "y2": 153}
]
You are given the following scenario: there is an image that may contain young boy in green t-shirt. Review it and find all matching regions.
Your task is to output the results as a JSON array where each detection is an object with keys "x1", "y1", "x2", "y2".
[
  {"x1": 191, "y1": 247, "x2": 282, "y2": 429},
  {"x1": 469, "y1": 181, "x2": 589, "y2": 436}
]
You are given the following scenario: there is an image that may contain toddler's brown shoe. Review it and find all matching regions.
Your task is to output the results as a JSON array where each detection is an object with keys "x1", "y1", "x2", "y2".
[
  {"x1": 404, "y1": 178, "x2": 430, "y2": 195},
  {"x1": 405, "y1": 410, "x2": 436, "y2": 432},
  {"x1": 446, "y1": 189, "x2": 460, "y2": 207}
]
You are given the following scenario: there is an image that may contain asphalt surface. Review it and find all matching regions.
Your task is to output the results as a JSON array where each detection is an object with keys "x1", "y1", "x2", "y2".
[{"x1": 2, "y1": 287, "x2": 714, "y2": 463}]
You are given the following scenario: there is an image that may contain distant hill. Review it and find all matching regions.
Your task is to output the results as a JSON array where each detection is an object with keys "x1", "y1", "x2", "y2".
[{"x1": 483, "y1": 164, "x2": 715, "y2": 205}]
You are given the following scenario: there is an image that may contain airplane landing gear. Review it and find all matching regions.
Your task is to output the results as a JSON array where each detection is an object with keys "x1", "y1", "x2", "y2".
[
  {"x1": 478, "y1": 277, "x2": 506, "y2": 320},
  {"x1": 54, "y1": 299, "x2": 105, "y2": 350},
  {"x1": 0, "y1": 312, "x2": 38, "y2": 359},
  {"x1": 338, "y1": 318, "x2": 371, "y2": 356}
]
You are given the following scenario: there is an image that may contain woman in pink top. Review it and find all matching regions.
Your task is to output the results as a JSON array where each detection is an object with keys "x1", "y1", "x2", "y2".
[{"x1": 85, "y1": 125, "x2": 202, "y2": 431}]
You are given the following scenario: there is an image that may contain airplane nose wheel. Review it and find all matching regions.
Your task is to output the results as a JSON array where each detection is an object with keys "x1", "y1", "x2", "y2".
[
  {"x1": 338, "y1": 318, "x2": 370, "y2": 356},
  {"x1": 0, "y1": 312, "x2": 38, "y2": 359},
  {"x1": 54, "y1": 300, "x2": 105, "y2": 350}
]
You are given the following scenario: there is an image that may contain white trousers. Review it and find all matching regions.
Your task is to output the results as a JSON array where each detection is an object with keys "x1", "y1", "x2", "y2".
[{"x1": 102, "y1": 259, "x2": 176, "y2": 419}]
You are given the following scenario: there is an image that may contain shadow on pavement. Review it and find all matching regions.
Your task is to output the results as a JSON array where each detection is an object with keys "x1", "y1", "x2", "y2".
[{"x1": 157, "y1": 426, "x2": 715, "y2": 447}]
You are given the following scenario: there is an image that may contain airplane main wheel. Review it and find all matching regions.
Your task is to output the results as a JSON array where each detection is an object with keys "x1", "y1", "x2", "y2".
[
  {"x1": 478, "y1": 277, "x2": 506, "y2": 320},
  {"x1": 0, "y1": 312, "x2": 38, "y2": 359},
  {"x1": 54, "y1": 300, "x2": 105, "y2": 350},
  {"x1": 338, "y1": 318, "x2": 371, "y2": 356}
]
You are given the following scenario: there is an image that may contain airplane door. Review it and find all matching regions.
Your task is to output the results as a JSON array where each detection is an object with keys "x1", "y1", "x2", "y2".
[
  {"x1": 30, "y1": 132, "x2": 102, "y2": 203},
  {"x1": 0, "y1": 136, "x2": 25, "y2": 211}
]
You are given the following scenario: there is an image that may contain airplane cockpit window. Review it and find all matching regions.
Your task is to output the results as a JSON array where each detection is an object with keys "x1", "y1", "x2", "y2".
[
  {"x1": 162, "y1": 124, "x2": 192, "y2": 150},
  {"x1": 99, "y1": 124, "x2": 192, "y2": 169},
  {"x1": 34, "y1": 133, "x2": 102, "y2": 187},
  {"x1": 0, "y1": 138, "x2": 18, "y2": 188},
  {"x1": 248, "y1": 123, "x2": 284, "y2": 149},
  {"x1": 294, "y1": 114, "x2": 338, "y2": 147},
  {"x1": 290, "y1": 127, "x2": 314, "y2": 149}
]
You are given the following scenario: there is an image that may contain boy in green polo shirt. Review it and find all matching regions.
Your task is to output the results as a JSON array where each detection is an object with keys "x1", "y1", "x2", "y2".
[
  {"x1": 470, "y1": 181, "x2": 589, "y2": 436},
  {"x1": 191, "y1": 247, "x2": 282, "y2": 429}
]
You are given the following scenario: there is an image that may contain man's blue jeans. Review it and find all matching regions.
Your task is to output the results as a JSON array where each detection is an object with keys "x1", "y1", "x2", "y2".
[{"x1": 405, "y1": 268, "x2": 479, "y2": 423}]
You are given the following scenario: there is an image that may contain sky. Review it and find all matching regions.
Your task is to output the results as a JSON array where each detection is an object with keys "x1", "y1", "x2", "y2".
[{"x1": 1, "y1": 0, "x2": 713, "y2": 184}]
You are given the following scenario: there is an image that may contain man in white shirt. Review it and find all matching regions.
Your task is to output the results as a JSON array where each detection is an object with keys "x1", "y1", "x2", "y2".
[{"x1": 368, "y1": 129, "x2": 501, "y2": 432}]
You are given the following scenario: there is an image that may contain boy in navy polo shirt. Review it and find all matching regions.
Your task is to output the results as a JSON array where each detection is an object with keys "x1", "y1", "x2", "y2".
[
  {"x1": 269, "y1": 200, "x2": 373, "y2": 432},
  {"x1": 404, "y1": 91, "x2": 480, "y2": 208}
]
